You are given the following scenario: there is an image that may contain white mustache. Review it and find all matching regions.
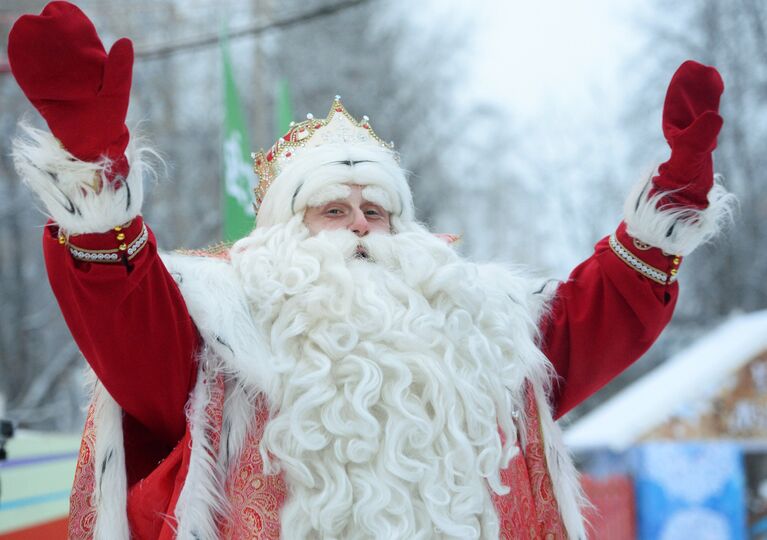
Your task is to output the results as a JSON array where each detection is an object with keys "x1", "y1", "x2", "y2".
[
  {"x1": 354, "y1": 244, "x2": 371, "y2": 260},
  {"x1": 314, "y1": 229, "x2": 388, "y2": 263}
]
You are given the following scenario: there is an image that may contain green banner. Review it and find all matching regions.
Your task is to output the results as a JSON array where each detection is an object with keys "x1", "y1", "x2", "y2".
[
  {"x1": 276, "y1": 79, "x2": 293, "y2": 133},
  {"x1": 221, "y1": 34, "x2": 255, "y2": 241}
]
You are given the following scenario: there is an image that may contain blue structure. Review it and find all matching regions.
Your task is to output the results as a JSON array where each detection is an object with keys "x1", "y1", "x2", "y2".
[{"x1": 631, "y1": 442, "x2": 747, "y2": 540}]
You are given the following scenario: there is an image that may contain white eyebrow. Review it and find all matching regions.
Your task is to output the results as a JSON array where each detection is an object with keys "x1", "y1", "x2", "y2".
[
  {"x1": 304, "y1": 184, "x2": 352, "y2": 208},
  {"x1": 361, "y1": 185, "x2": 393, "y2": 212}
]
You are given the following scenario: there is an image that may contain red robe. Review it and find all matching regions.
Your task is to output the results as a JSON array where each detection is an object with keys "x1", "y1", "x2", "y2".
[{"x1": 44, "y1": 217, "x2": 678, "y2": 538}]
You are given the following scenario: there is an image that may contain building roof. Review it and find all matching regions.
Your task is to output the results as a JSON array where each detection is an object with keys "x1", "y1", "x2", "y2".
[{"x1": 563, "y1": 310, "x2": 767, "y2": 451}]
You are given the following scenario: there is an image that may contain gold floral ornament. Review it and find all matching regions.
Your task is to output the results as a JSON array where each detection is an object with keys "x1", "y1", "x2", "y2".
[{"x1": 251, "y1": 96, "x2": 394, "y2": 215}]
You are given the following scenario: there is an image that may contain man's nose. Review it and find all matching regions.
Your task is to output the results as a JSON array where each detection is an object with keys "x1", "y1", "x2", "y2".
[{"x1": 349, "y1": 208, "x2": 369, "y2": 237}]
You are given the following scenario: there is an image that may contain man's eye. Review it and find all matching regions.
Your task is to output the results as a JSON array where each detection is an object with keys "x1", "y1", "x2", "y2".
[
  {"x1": 325, "y1": 208, "x2": 343, "y2": 216},
  {"x1": 365, "y1": 209, "x2": 382, "y2": 217}
]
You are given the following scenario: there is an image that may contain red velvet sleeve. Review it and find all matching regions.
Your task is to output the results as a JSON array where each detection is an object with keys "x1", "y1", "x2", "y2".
[
  {"x1": 42, "y1": 217, "x2": 199, "y2": 452},
  {"x1": 541, "y1": 222, "x2": 680, "y2": 418}
]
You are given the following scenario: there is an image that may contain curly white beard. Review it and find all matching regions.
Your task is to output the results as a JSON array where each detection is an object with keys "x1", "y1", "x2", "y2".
[{"x1": 229, "y1": 216, "x2": 553, "y2": 539}]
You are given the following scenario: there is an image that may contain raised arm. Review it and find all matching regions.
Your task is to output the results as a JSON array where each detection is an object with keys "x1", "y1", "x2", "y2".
[
  {"x1": 9, "y1": 2, "x2": 198, "y2": 460},
  {"x1": 541, "y1": 61, "x2": 733, "y2": 418}
]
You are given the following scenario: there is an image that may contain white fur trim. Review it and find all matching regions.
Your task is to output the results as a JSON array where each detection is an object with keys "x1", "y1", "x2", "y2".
[
  {"x1": 160, "y1": 253, "x2": 277, "y2": 396},
  {"x1": 174, "y1": 365, "x2": 227, "y2": 540},
  {"x1": 623, "y1": 175, "x2": 736, "y2": 256},
  {"x1": 221, "y1": 378, "x2": 261, "y2": 471},
  {"x1": 12, "y1": 123, "x2": 153, "y2": 234},
  {"x1": 256, "y1": 143, "x2": 414, "y2": 230},
  {"x1": 91, "y1": 381, "x2": 130, "y2": 540}
]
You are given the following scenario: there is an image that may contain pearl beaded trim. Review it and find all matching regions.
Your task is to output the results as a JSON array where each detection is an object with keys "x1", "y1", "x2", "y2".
[
  {"x1": 126, "y1": 225, "x2": 149, "y2": 258},
  {"x1": 609, "y1": 233, "x2": 677, "y2": 285},
  {"x1": 68, "y1": 223, "x2": 148, "y2": 263}
]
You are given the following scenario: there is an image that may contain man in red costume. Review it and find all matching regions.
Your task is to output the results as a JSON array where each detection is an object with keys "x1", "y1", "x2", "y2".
[{"x1": 8, "y1": 2, "x2": 732, "y2": 539}]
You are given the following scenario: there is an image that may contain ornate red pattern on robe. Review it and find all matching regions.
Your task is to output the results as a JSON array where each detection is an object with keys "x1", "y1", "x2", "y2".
[
  {"x1": 68, "y1": 400, "x2": 98, "y2": 539},
  {"x1": 68, "y1": 379, "x2": 568, "y2": 538},
  {"x1": 201, "y1": 371, "x2": 224, "y2": 463},
  {"x1": 220, "y1": 395, "x2": 287, "y2": 539},
  {"x1": 492, "y1": 382, "x2": 568, "y2": 539}
]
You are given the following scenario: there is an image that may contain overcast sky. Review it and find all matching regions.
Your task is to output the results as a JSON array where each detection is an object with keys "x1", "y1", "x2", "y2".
[{"x1": 464, "y1": 0, "x2": 641, "y2": 118}]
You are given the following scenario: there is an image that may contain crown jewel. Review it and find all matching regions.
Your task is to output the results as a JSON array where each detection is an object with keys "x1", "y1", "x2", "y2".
[{"x1": 252, "y1": 97, "x2": 393, "y2": 214}]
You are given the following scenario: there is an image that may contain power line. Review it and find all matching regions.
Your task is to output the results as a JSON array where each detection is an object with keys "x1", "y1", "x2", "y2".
[{"x1": 135, "y1": 0, "x2": 371, "y2": 60}]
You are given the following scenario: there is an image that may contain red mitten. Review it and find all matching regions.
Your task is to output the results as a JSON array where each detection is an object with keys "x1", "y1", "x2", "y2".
[
  {"x1": 8, "y1": 1, "x2": 133, "y2": 179},
  {"x1": 651, "y1": 60, "x2": 724, "y2": 210},
  {"x1": 650, "y1": 60, "x2": 724, "y2": 210}
]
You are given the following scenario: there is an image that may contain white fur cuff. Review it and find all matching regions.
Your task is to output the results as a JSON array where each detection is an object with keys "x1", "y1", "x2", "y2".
[
  {"x1": 12, "y1": 124, "x2": 150, "y2": 234},
  {"x1": 623, "y1": 175, "x2": 736, "y2": 256}
]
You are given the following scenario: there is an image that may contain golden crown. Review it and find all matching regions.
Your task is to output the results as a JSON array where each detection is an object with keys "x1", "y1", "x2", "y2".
[{"x1": 252, "y1": 96, "x2": 393, "y2": 215}]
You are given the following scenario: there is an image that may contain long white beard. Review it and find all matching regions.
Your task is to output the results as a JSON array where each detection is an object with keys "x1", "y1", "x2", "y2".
[{"x1": 229, "y1": 216, "x2": 553, "y2": 539}]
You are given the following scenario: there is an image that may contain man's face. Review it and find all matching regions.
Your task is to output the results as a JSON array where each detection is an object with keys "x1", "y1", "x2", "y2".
[{"x1": 303, "y1": 184, "x2": 391, "y2": 237}]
